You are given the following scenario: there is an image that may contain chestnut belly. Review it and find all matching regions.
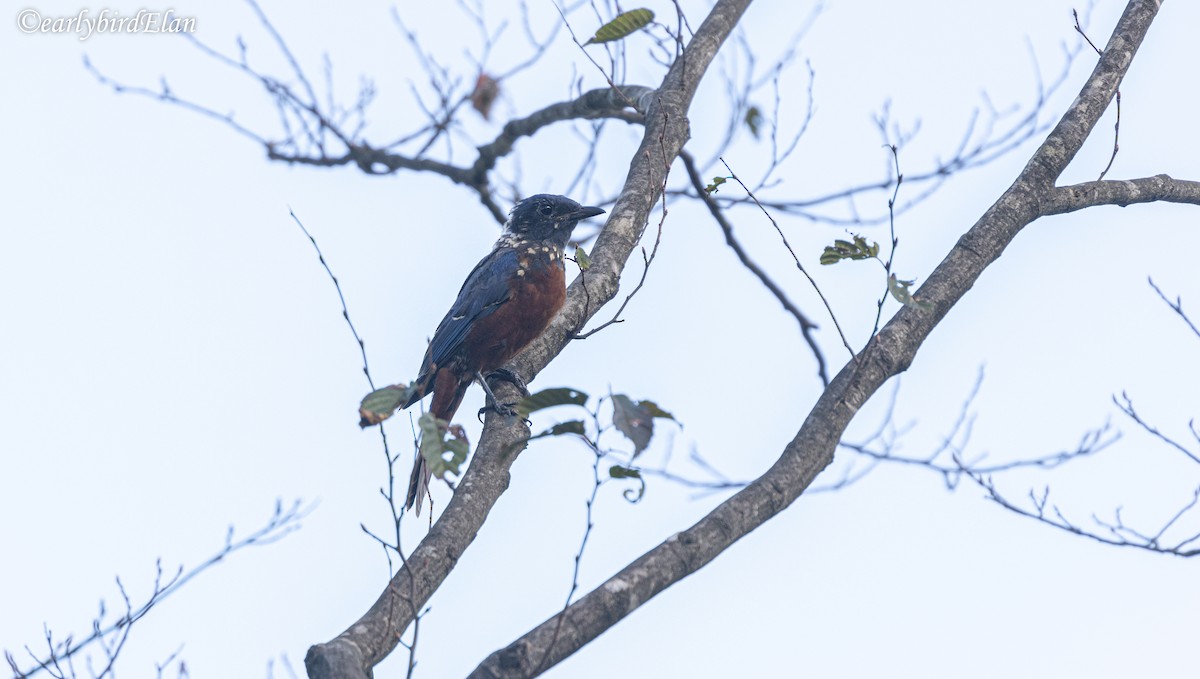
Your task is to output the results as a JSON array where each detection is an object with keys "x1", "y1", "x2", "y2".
[{"x1": 460, "y1": 262, "x2": 566, "y2": 372}]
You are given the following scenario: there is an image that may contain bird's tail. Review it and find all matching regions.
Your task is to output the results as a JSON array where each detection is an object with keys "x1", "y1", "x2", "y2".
[
  {"x1": 406, "y1": 455, "x2": 432, "y2": 516},
  {"x1": 404, "y1": 369, "x2": 472, "y2": 516}
]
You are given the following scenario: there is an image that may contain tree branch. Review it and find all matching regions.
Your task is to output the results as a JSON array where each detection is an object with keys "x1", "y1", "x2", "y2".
[
  {"x1": 88, "y1": 31, "x2": 649, "y2": 227},
  {"x1": 1043, "y1": 174, "x2": 1200, "y2": 214},
  {"x1": 303, "y1": 1, "x2": 753, "y2": 676},
  {"x1": 468, "y1": 2, "x2": 1166, "y2": 675}
]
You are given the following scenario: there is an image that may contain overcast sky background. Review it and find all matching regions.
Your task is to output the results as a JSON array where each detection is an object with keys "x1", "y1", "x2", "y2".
[{"x1": 3, "y1": 1, "x2": 1198, "y2": 677}]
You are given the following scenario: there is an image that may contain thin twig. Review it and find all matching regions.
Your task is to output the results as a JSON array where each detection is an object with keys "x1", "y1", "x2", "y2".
[
  {"x1": 575, "y1": 112, "x2": 673, "y2": 339},
  {"x1": 532, "y1": 403, "x2": 605, "y2": 674},
  {"x1": 1148, "y1": 277, "x2": 1200, "y2": 341},
  {"x1": 720, "y1": 157, "x2": 856, "y2": 361},
  {"x1": 870, "y1": 144, "x2": 903, "y2": 338},
  {"x1": 680, "y1": 151, "x2": 828, "y2": 385},
  {"x1": 290, "y1": 209, "x2": 426, "y2": 671},
  {"x1": 9, "y1": 501, "x2": 312, "y2": 678},
  {"x1": 961, "y1": 469, "x2": 1200, "y2": 557},
  {"x1": 1113, "y1": 391, "x2": 1200, "y2": 465},
  {"x1": 1074, "y1": 8, "x2": 1120, "y2": 180}
]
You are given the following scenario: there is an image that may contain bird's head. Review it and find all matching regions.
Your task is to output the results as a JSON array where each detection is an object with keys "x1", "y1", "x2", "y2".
[{"x1": 504, "y1": 194, "x2": 605, "y2": 247}]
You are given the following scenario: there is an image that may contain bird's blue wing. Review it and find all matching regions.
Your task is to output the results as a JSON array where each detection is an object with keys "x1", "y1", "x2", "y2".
[{"x1": 425, "y1": 247, "x2": 518, "y2": 370}]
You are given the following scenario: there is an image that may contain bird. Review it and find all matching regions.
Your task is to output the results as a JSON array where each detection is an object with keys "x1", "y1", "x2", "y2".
[{"x1": 403, "y1": 194, "x2": 605, "y2": 515}]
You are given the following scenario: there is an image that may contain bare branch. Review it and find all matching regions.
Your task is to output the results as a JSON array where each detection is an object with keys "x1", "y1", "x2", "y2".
[
  {"x1": 1148, "y1": 277, "x2": 1200, "y2": 341},
  {"x1": 8, "y1": 501, "x2": 312, "y2": 679},
  {"x1": 834, "y1": 369, "x2": 1116, "y2": 490},
  {"x1": 719, "y1": 157, "x2": 857, "y2": 362},
  {"x1": 88, "y1": 7, "x2": 651, "y2": 228},
  {"x1": 1043, "y1": 174, "x2": 1200, "y2": 214},
  {"x1": 1113, "y1": 391, "x2": 1200, "y2": 465},
  {"x1": 686, "y1": 34, "x2": 1080, "y2": 227},
  {"x1": 960, "y1": 470, "x2": 1200, "y2": 557},
  {"x1": 680, "y1": 150, "x2": 828, "y2": 385}
]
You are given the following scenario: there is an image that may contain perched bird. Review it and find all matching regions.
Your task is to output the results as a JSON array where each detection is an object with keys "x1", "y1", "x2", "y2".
[{"x1": 404, "y1": 194, "x2": 605, "y2": 514}]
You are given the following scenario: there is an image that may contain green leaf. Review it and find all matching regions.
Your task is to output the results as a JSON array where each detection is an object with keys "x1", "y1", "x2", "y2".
[
  {"x1": 417, "y1": 413, "x2": 469, "y2": 480},
  {"x1": 820, "y1": 234, "x2": 880, "y2": 266},
  {"x1": 887, "y1": 273, "x2": 934, "y2": 311},
  {"x1": 574, "y1": 245, "x2": 592, "y2": 271},
  {"x1": 609, "y1": 465, "x2": 642, "y2": 479},
  {"x1": 517, "y1": 387, "x2": 589, "y2": 419},
  {"x1": 744, "y1": 105, "x2": 763, "y2": 139},
  {"x1": 609, "y1": 465, "x2": 646, "y2": 502},
  {"x1": 584, "y1": 8, "x2": 655, "y2": 45},
  {"x1": 704, "y1": 176, "x2": 727, "y2": 194},
  {"x1": 611, "y1": 394, "x2": 655, "y2": 456},
  {"x1": 358, "y1": 383, "x2": 415, "y2": 427},
  {"x1": 530, "y1": 419, "x2": 587, "y2": 441}
]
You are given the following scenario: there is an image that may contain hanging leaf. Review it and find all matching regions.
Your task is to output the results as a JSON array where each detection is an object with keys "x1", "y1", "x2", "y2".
[
  {"x1": 584, "y1": 8, "x2": 655, "y2": 45},
  {"x1": 517, "y1": 387, "x2": 589, "y2": 418},
  {"x1": 574, "y1": 245, "x2": 592, "y2": 271},
  {"x1": 611, "y1": 394, "x2": 674, "y2": 457},
  {"x1": 744, "y1": 105, "x2": 764, "y2": 139},
  {"x1": 417, "y1": 413, "x2": 469, "y2": 480},
  {"x1": 530, "y1": 419, "x2": 587, "y2": 441},
  {"x1": 819, "y1": 234, "x2": 880, "y2": 265},
  {"x1": 705, "y1": 176, "x2": 728, "y2": 194},
  {"x1": 887, "y1": 273, "x2": 934, "y2": 311},
  {"x1": 612, "y1": 394, "x2": 652, "y2": 455},
  {"x1": 609, "y1": 465, "x2": 646, "y2": 502},
  {"x1": 469, "y1": 73, "x2": 500, "y2": 120},
  {"x1": 358, "y1": 383, "x2": 416, "y2": 427}
]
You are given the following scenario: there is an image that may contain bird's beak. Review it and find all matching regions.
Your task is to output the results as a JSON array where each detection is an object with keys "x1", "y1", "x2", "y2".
[{"x1": 569, "y1": 205, "x2": 606, "y2": 221}]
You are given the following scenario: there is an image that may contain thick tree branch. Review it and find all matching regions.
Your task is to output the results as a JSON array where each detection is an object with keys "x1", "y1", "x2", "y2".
[
  {"x1": 469, "y1": 2, "x2": 1166, "y2": 675},
  {"x1": 1043, "y1": 174, "x2": 1200, "y2": 214},
  {"x1": 469, "y1": 86, "x2": 653, "y2": 183},
  {"x1": 303, "y1": 1, "x2": 752, "y2": 677}
]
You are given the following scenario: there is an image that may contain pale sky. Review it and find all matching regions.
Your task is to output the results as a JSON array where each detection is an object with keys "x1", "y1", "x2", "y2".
[{"x1": 3, "y1": 1, "x2": 1198, "y2": 678}]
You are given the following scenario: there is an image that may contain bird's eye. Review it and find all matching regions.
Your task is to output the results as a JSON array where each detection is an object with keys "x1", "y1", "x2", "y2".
[{"x1": 539, "y1": 204, "x2": 553, "y2": 216}]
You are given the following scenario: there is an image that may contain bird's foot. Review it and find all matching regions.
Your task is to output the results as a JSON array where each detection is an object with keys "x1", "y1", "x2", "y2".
[
  {"x1": 477, "y1": 401, "x2": 521, "y2": 421},
  {"x1": 475, "y1": 370, "x2": 528, "y2": 423},
  {"x1": 485, "y1": 368, "x2": 530, "y2": 397}
]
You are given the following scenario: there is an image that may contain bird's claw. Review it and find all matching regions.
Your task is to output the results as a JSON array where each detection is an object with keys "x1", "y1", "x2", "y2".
[{"x1": 477, "y1": 401, "x2": 524, "y2": 422}]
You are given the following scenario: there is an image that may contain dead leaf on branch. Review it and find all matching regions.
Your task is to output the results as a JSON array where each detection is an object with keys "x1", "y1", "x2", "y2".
[
  {"x1": 358, "y1": 383, "x2": 416, "y2": 427},
  {"x1": 470, "y1": 73, "x2": 500, "y2": 120}
]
